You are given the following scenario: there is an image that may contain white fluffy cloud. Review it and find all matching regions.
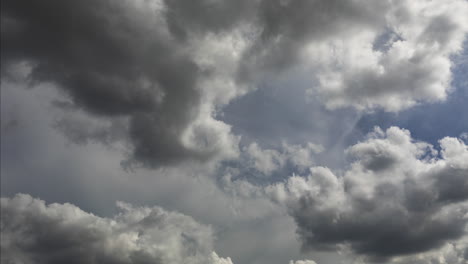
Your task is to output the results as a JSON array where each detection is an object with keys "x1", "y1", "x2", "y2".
[
  {"x1": 0, "y1": 194, "x2": 233, "y2": 264},
  {"x1": 300, "y1": 0, "x2": 468, "y2": 111},
  {"x1": 267, "y1": 127, "x2": 468, "y2": 262}
]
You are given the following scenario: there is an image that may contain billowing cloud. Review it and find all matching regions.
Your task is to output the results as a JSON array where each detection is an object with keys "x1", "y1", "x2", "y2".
[
  {"x1": 1, "y1": 0, "x2": 246, "y2": 168},
  {"x1": 243, "y1": 0, "x2": 468, "y2": 112},
  {"x1": 0, "y1": 194, "x2": 233, "y2": 264},
  {"x1": 267, "y1": 127, "x2": 468, "y2": 261}
]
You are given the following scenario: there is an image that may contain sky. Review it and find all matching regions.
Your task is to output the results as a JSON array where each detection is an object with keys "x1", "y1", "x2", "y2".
[{"x1": 1, "y1": 1, "x2": 468, "y2": 264}]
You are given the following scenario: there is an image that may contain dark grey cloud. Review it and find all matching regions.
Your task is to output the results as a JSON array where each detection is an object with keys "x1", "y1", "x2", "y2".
[
  {"x1": 0, "y1": 194, "x2": 233, "y2": 264},
  {"x1": 163, "y1": 0, "x2": 252, "y2": 38},
  {"x1": 267, "y1": 127, "x2": 468, "y2": 262},
  {"x1": 1, "y1": 0, "x2": 241, "y2": 167},
  {"x1": 238, "y1": 0, "x2": 386, "y2": 81}
]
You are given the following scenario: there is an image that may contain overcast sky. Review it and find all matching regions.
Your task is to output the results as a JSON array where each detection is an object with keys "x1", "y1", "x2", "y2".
[{"x1": 1, "y1": 1, "x2": 468, "y2": 264}]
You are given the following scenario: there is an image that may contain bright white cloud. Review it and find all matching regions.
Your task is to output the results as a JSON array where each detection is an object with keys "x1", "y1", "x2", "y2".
[{"x1": 301, "y1": 0, "x2": 468, "y2": 111}]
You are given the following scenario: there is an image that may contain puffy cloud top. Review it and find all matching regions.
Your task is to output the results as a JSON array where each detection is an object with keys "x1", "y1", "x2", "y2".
[
  {"x1": 267, "y1": 127, "x2": 468, "y2": 262},
  {"x1": 0, "y1": 194, "x2": 233, "y2": 264}
]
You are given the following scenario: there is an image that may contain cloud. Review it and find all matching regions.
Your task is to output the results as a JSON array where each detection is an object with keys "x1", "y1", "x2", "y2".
[
  {"x1": 244, "y1": 142, "x2": 323, "y2": 176},
  {"x1": 1, "y1": 82, "x2": 307, "y2": 264},
  {"x1": 0, "y1": 194, "x2": 233, "y2": 264},
  {"x1": 2, "y1": 1, "x2": 468, "y2": 263},
  {"x1": 353, "y1": 234, "x2": 468, "y2": 264},
  {"x1": 289, "y1": 260, "x2": 318, "y2": 264},
  {"x1": 388, "y1": 236, "x2": 468, "y2": 264},
  {"x1": 1, "y1": 0, "x2": 246, "y2": 168},
  {"x1": 242, "y1": 0, "x2": 468, "y2": 112},
  {"x1": 267, "y1": 127, "x2": 468, "y2": 261}
]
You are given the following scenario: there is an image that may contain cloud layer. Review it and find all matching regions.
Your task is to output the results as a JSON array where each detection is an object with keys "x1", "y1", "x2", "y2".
[
  {"x1": 1, "y1": 1, "x2": 468, "y2": 263},
  {"x1": 267, "y1": 127, "x2": 468, "y2": 261},
  {"x1": 0, "y1": 194, "x2": 233, "y2": 264}
]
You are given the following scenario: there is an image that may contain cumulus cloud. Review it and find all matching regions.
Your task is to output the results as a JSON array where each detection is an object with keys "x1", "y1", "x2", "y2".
[
  {"x1": 267, "y1": 127, "x2": 468, "y2": 261},
  {"x1": 1, "y1": 0, "x2": 246, "y2": 167},
  {"x1": 243, "y1": 0, "x2": 468, "y2": 111},
  {"x1": 0, "y1": 194, "x2": 233, "y2": 264}
]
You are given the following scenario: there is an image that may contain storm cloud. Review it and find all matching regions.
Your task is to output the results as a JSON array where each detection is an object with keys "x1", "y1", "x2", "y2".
[
  {"x1": 1, "y1": 0, "x2": 245, "y2": 167},
  {"x1": 267, "y1": 127, "x2": 468, "y2": 261}
]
